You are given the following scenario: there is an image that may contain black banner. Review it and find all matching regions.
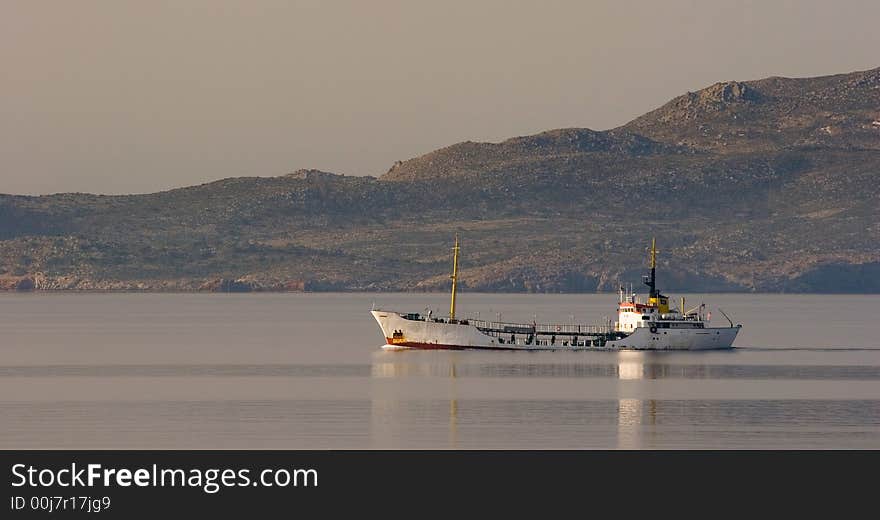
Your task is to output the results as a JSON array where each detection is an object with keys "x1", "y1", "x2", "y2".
[{"x1": 2, "y1": 451, "x2": 875, "y2": 517}]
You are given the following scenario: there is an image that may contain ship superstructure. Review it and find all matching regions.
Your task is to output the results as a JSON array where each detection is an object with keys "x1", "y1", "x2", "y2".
[{"x1": 371, "y1": 238, "x2": 741, "y2": 351}]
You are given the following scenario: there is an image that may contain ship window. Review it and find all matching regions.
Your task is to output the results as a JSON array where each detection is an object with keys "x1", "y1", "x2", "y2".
[{"x1": 642, "y1": 315, "x2": 650, "y2": 320}]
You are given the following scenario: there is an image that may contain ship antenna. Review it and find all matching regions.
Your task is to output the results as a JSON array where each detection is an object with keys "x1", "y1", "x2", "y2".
[{"x1": 449, "y1": 235, "x2": 460, "y2": 321}]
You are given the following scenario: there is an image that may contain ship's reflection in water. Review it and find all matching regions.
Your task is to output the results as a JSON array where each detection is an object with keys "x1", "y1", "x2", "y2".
[
  {"x1": 615, "y1": 351, "x2": 657, "y2": 449},
  {"x1": 370, "y1": 350, "x2": 663, "y2": 449},
  {"x1": 371, "y1": 351, "x2": 463, "y2": 449}
]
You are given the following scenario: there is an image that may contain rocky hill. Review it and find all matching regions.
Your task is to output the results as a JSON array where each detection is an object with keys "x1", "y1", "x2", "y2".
[
  {"x1": 1, "y1": 67, "x2": 879, "y2": 293},
  {"x1": 625, "y1": 68, "x2": 880, "y2": 153}
]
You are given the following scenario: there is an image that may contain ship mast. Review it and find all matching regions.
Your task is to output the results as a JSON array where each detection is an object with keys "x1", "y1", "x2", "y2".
[
  {"x1": 449, "y1": 235, "x2": 460, "y2": 320},
  {"x1": 646, "y1": 237, "x2": 658, "y2": 298},
  {"x1": 644, "y1": 238, "x2": 670, "y2": 313}
]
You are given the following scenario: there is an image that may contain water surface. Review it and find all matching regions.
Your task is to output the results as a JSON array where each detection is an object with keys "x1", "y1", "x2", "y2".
[{"x1": 1, "y1": 293, "x2": 878, "y2": 449}]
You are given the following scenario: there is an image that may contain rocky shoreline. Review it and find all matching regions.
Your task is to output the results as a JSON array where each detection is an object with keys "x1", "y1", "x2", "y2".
[{"x1": 0, "y1": 274, "x2": 309, "y2": 293}]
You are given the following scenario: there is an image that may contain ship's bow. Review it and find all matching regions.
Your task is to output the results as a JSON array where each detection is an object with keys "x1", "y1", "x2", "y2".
[{"x1": 371, "y1": 310, "x2": 393, "y2": 343}]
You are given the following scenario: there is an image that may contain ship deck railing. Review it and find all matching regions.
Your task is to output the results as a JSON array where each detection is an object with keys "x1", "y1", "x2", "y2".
[{"x1": 468, "y1": 319, "x2": 614, "y2": 336}]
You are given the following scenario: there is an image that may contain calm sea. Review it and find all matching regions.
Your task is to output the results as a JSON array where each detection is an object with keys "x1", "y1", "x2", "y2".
[{"x1": 1, "y1": 293, "x2": 878, "y2": 449}]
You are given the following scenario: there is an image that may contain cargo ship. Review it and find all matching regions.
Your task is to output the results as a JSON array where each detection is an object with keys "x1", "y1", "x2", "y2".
[{"x1": 371, "y1": 238, "x2": 741, "y2": 350}]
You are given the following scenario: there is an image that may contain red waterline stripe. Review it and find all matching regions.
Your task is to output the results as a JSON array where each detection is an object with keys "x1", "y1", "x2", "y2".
[{"x1": 384, "y1": 339, "x2": 523, "y2": 351}]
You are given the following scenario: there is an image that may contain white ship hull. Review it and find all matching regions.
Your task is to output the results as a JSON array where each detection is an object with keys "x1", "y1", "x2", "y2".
[{"x1": 372, "y1": 310, "x2": 740, "y2": 351}]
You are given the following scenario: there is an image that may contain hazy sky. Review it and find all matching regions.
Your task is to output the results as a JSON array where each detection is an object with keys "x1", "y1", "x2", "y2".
[{"x1": 2, "y1": 0, "x2": 879, "y2": 195}]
